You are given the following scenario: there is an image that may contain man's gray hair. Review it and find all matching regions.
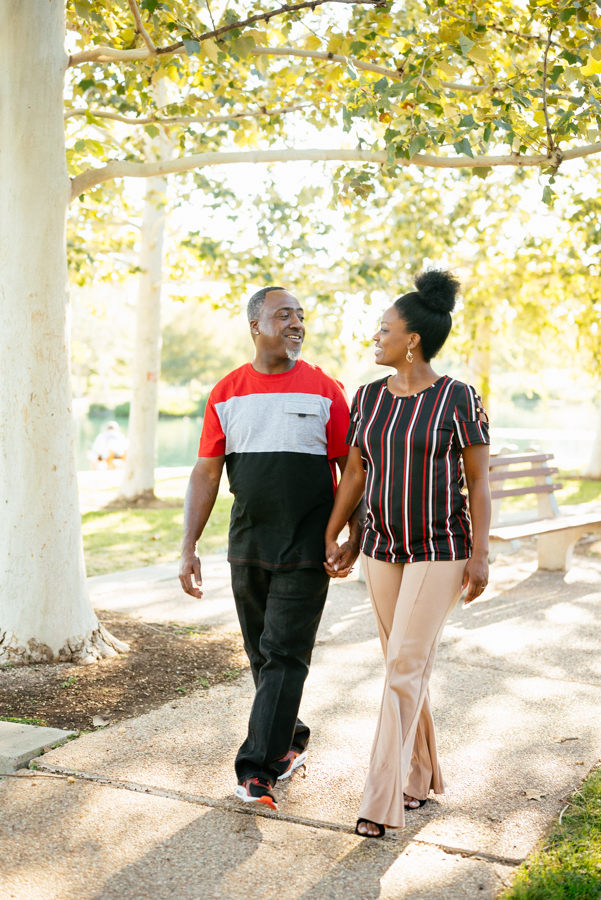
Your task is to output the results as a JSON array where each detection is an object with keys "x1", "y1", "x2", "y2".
[{"x1": 246, "y1": 286, "x2": 286, "y2": 323}]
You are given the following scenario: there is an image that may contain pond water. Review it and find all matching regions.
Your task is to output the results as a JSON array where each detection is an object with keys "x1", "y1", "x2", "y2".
[
  {"x1": 75, "y1": 399, "x2": 597, "y2": 472},
  {"x1": 76, "y1": 416, "x2": 203, "y2": 471}
]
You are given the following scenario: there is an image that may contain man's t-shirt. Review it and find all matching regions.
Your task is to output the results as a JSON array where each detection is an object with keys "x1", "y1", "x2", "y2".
[{"x1": 198, "y1": 360, "x2": 350, "y2": 571}]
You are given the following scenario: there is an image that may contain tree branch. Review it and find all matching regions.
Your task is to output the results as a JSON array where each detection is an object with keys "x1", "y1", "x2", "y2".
[
  {"x1": 251, "y1": 46, "x2": 487, "y2": 92},
  {"x1": 127, "y1": 0, "x2": 156, "y2": 54},
  {"x1": 542, "y1": 27, "x2": 555, "y2": 154},
  {"x1": 70, "y1": 141, "x2": 601, "y2": 201},
  {"x1": 64, "y1": 103, "x2": 312, "y2": 126},
  {"x1": 155, "y1": 0, "x2": 383, "y2": 55},
  {"x1": 68, "y1": 0, "x2": 382, "y2": 66},
  {"x1": 68, "y1": 40, "x2": 488, "y2": 95}
]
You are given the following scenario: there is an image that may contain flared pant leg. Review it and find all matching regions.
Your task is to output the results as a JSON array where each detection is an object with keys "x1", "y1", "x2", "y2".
[{"x1": 359, "y1": 554, "x2": 466, "y2": 828}]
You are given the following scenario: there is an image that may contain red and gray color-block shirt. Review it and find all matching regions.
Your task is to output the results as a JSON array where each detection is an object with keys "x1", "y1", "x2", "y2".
[
  {"x1": 347, "y1": 375, "x2": 490, "y2": 564},
  {"x1": 199, "y1": 360, "x2": 350, "y2": 571}
]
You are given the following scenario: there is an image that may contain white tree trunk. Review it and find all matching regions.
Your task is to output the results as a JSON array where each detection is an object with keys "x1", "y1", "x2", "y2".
[
  {"x1": 0, "y1": 1, "x2": 126, "y2": 665},
  {"x1": 469, "y1": 310, "x2": 491, "y2": 410},
  {"x1": 583, "y1": 397, "x2": 601, "y2": 478},
  {"x1": 118, "y1": 175, "x2": 167, "y2": 501}
]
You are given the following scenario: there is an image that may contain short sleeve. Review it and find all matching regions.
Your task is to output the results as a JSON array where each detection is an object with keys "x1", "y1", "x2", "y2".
[
  {"x1": 326, "y1": 380, "x2": 350, "y2": 459},
  {"x1": 453, "y1": 384, "x2": 490, "y2": 449},
  {"x1": 346, "y1": 390, "x2": 361, "y2": 447},
  {"x1": 198, "y1": 393, "x2": 226, "y2": 457}
]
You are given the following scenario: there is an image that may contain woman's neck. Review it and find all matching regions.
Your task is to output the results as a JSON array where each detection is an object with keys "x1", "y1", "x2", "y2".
[{"x1": 387, "y1": 362, "x2": 440, "y2": 397}]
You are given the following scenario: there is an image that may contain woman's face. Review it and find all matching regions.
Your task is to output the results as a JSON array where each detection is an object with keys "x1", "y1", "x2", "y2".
[{"x1": 373, "y1": 305, "x2": 419, "y2": 367}]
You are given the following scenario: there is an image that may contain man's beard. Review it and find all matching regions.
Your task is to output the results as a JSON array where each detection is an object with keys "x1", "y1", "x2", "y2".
[{"x1": 285, "y1": 347, "x2": 302, "y2": 361}]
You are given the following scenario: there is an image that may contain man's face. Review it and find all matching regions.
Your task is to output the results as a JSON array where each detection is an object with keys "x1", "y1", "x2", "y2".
[{"x1": 252, "y1": 290, "x2": 305, "y2": 361}]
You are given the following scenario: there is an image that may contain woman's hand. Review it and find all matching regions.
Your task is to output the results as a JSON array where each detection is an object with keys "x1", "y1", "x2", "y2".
[
  {"x1": 461, "y1": 552, "x2": 489, "y2": 604},
  {"x1": 324, "y1": 539, "x2": 360, "y2": 578}
]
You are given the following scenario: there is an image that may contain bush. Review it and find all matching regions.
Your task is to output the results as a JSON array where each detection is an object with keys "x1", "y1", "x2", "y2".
[
  {"x1": 88, "y1": 403, "x2": 113, "y2": 418},
  {"x1": 158, "y1": 399, "x2": 203, "y2": 419},
  {"x1": 113, "y1": 401, "x2": 130, "y2": 418},
  {"x1": 512, "y1": 391, "x2": 542, "y2": 408}
]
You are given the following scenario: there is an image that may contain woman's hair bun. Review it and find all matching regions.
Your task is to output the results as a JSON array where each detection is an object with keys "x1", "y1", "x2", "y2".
[{"x1": 414, "y1": 269, "x2": 460, "y2": 314}]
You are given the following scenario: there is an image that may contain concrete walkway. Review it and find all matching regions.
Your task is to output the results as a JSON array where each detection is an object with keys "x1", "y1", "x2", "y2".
[{"x1": 2, "y1": 543, "x2": 601, "y2": 900}]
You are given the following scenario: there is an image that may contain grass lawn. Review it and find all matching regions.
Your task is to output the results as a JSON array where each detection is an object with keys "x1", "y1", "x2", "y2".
[
  {"x1": 81, "y1": 474, "x2": 601, "y2": 577},
  {"x1": 82, "y1": 494, "x2": 232, "y2": 576},
  {"x1": 502, "y1": 768, "x2": 601, "y2": 900}
]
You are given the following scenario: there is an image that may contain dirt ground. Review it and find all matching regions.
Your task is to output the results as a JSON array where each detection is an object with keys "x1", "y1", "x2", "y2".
[{"x1": 0, "y1": 611, "x2": 248, "y2": 733}]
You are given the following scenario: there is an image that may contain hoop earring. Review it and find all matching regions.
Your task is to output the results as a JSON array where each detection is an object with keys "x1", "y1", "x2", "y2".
[{"x1": 406, "y1": 347, "x2": 414, "y2": 363}]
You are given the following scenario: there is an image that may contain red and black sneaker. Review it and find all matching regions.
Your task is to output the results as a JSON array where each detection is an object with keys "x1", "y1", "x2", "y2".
[
  {"x1": 273, "y1": 749, "x2": 308, "y2": 781},
  {"x1": 235, "y1": 777, "x2": 277, "y2": 810}
]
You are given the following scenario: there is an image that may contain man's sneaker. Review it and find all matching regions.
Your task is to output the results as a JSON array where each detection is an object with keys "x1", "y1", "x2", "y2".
[
  {"x1": 273, "y1": 749, "x2": 308, "y2": 781},
  {"x1": 235, "y1": 777, "x2": 277, "y2": 810}
]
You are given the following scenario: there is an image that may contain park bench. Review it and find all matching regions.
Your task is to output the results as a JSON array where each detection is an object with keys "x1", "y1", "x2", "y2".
[{"x1": 488, "y1": 450, "x2": 601, "y2": 572}]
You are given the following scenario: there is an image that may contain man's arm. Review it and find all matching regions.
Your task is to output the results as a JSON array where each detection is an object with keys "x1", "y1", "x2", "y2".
[{"x1": 179, "y1": 455, "x2": 225, "y2": 598}]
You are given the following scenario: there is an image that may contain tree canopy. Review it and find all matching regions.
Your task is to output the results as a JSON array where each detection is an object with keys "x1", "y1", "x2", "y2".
[{"x1": 64, "y1": 0, "x2": 601, "y2": 202}]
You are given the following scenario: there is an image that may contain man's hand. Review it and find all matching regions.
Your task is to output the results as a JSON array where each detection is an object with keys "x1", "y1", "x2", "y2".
[
  {"x1": 324, "y1": 539, "x2": 360, "y2": 578},
  {"x1": 179, "y1": 551, "x2": 203, "y2": 599},
  {"x1": 461, "y1": 552, "x2": 489, "y2": 604}
]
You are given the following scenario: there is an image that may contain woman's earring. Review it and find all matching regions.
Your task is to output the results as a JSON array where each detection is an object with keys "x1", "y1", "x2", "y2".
[{"x1": 406, "y1": 347, "x2": 414, "y2": 363}]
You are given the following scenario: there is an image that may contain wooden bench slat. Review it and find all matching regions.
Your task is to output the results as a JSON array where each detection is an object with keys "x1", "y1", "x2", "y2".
[
  {"x1": 491, "y1": 483, "x2": 562, "y2": 500},
  {"x1": 489, "y1": 453, "x2": 553, "y2": 468},
  {"x1": 489, "y1": 466, "x2": 559, "y2": 482},
  {"x1": 491, "y1": 512, "x2": 601, "y2": 542}
]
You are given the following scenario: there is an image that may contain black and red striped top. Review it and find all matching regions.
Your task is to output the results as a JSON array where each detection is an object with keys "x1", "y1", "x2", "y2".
[{"x1": 347, "y1": 375, "x2": 489, "y2": 563}]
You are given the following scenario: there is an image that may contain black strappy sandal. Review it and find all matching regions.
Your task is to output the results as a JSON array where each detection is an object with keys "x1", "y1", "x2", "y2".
[
  {"x1": 404, "y1": 797, "x2": 428, "y2": 809},
  {"x1": 355, "y1": 818, "x2": 386, "y2": 838}
]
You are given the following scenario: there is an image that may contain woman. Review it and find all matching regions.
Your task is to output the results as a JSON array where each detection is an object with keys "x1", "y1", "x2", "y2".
[{"x1": 324, "y1": 270, "x2": 491, "y2": 838}]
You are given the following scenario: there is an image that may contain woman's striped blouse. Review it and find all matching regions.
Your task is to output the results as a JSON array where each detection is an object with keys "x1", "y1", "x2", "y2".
[{"x1": 347, "y1": 375, "x2": 490, "y2": 564}]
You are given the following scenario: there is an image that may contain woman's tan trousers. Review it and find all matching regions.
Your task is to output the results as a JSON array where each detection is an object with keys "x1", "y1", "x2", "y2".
[{"x1": 358, "y1": 553, "x2": 467, "y2": 828}]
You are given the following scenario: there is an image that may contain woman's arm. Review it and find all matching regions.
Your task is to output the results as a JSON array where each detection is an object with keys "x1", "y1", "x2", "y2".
[
  {"x1": 461, "y1": 443, "x2": 491, "y2": 603},
  {"x1": 324, "y1": 446, "x2": 366, "y2": 577}
]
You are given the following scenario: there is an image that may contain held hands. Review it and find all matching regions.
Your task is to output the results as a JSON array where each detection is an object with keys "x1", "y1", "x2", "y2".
[
  {"x1": 324, "y1": 539, "x2": 360, "y2": 579},
  {"x1": 461, "y1": 552, "x2": 489, "y2": 604},
  {"x1": 179, "y1": 551, "x2": 203, "y2": 599}
]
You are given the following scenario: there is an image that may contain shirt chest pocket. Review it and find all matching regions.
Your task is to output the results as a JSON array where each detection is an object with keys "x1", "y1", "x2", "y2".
[{"x1": 283, "y1": 399, "x2": 327, "y2": 455}]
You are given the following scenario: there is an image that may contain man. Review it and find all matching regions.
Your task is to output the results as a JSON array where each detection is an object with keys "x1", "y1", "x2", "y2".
[
  {"x1": 88, "y1": 420, "x2": 128, "y2": 470},
  {"x1": 179, "y1": 287, "x2": 361, "y2": 811}
]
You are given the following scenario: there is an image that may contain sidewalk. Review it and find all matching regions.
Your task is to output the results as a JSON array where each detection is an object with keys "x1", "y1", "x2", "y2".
[{"x1": 2, "y1": 544, "x2": 601, "y2": 900}]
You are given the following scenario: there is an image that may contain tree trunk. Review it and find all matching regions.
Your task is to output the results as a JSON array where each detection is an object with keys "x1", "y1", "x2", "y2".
[
  {"x1": 0, "y1": 1, "x2": 126, "y2": 665},
  {"x1": 469, "y1": 308, "x2": 491, "y2": 410},
  {"x1": 583, "y1": 397, "x2": 601, "y2": 478},
  {"x1": 117, "y1": 175, "x2": 167, "y2": 502}
]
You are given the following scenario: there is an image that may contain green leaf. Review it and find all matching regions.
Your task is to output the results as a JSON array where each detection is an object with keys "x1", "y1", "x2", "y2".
[
  {"x1": 459, "y1": 33, "x2": 475, "y2": 55},
  {"x1": 231, "y1": 35, "x2": 256, "y2": 58},
  {"x1": 542, "y1": 185, "x2": 555, "y2": 206},
  {"x1": 459, "y1": 113, "x2": 475, "y2": 128},
  {"x1": 474, "y1": 167, "x2": 492, "y2": 179},
  {"x1": 346, "y1": 61, "x2": 359, "y2": 80},
  {"x1": 74, "y1": 139, "x2": 86, "y2": 152},
  {"x1": 145, "y1": 124, "x2": 159, "y2": 138},
  {"x1": 453, "y1": 137, "x2": 474, "y2": 158},
  {"x1": 408, "y1": 135, "x2": 427, "y2": 157},
  {"x1": 183, "y1": 38, "x2": 201, "y2": 56},
  {"x1": 373, "y1": 77, "x2": 389, "y2": 95}
]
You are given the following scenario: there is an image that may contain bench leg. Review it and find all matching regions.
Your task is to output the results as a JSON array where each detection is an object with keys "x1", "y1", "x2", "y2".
[{"x1": 537, "y1": 532, "x2": 578, "y2": 572}]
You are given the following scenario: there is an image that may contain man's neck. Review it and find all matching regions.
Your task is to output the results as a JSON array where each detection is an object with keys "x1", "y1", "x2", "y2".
[{"x1": 252, "y1": 354, "x2": 298, "y2": 375}]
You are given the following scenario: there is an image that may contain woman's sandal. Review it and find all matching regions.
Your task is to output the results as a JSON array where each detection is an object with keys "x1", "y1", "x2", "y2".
[
  {"x1": 404, "y1": 796, "x2": 428, "y2": 809},
  {"x1": 355, "y1": 818, "x2": 386, "y2": 839}
]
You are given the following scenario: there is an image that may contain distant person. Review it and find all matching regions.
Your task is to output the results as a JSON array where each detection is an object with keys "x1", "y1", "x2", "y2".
[
  {"x1": 179, "y1": 287, "x2": 363, "y2": 811},
  {"x1": 325, "y1": 270, "x2": 491, "y2": 838},
  {"x1": 89, "y1": 420, "x2": 128, "y2": 470}
]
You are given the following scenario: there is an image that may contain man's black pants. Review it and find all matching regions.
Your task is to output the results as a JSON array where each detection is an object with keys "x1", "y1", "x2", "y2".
[{"x1": 231, "y1": 564, "x2": 330, "y2": 787}]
